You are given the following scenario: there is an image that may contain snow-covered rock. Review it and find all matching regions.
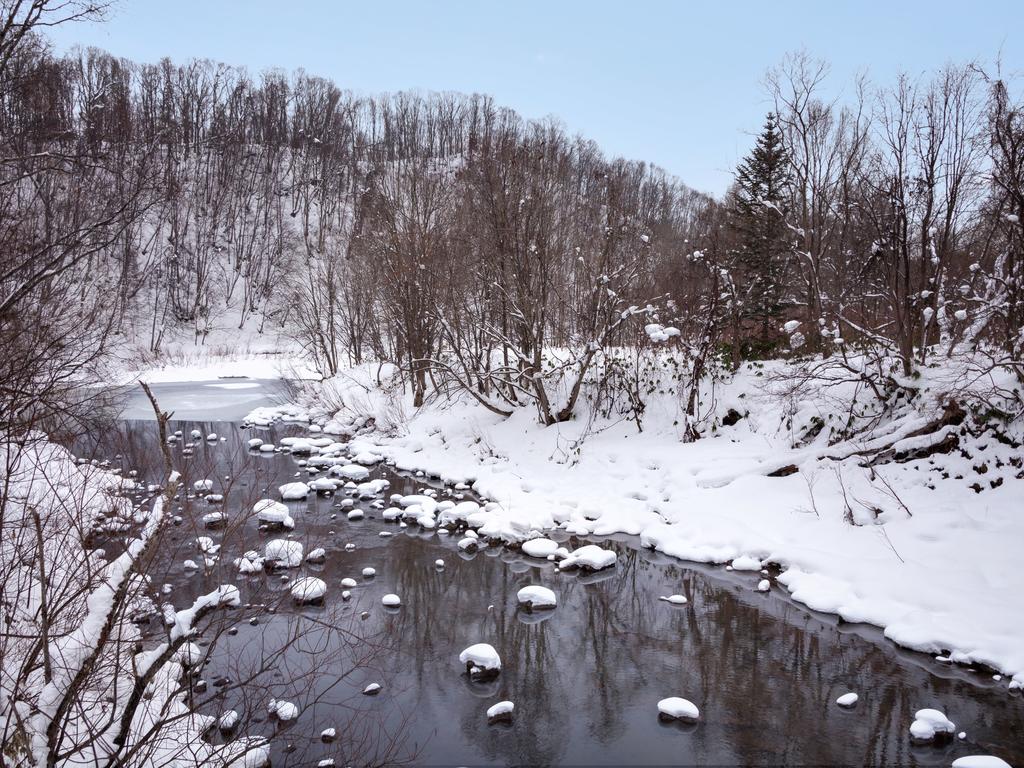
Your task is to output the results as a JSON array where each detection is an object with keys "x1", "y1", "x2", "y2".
[
  {"x1": 290, "y1": 577, "x2": 327, "y2": 603},
  {"x1": 335, "y1": 464, "x2": 370, "y2": 480},
  {"x1": 757, "y1": 579, "x2": 770, "y2": 592},
  {"x1": 202, "y1": 511, "x2": 226, "y2": 527},
  {"x1": 657, "y1": 697, "x2": 699, "y2": 721},
  {"x1": 486, "y1": 700, "x2": 514, "y2": 723},
  {"x1": 517, "y1": 585, "x2": 557, "y2": 610},
  {"x1": 909, "y1": 708, "x2": 955, "y2": 741},
  {"x1": 254, "y1": 499, "x2": 293, "y2": 528},
  {"x1": 951, "y1": 757, "x2": 1012, "y2": 768},
  {"x1": 279, "y1": 482, "x2": 309, "y2": 500},
  {"x1": 836, "y1": 692, "x2": 858, "y2": 707},
  {"x1": 731, "y1": 555, "x2": 761, "y2": 571},
  {"x1": 265, "y1": 539, "x2": 303, "y2": 568},
  {"x1": 521, "y1": 538, "x2": 559, "y2": 558},
  {"x1": 659, "y1": 594, "x2": 688, "y2": 605},
  {"x1": 362, "y1": 567, "x2": 376, "y2": 577},
  {"x1": 362, "y1": 682, "x2": 382, "y2": 695},
  {"x1": 381, "y1": 593, "x2": 401, "y2": 607},
  {"x1": 218, "y1": 710, "x2": 240, "y2": 731},
  {"x1": 459, "y1": 643, "x2": 501, "y2": 678},
  {"x1": 559, "y1": 544, "x2": 616, "y2": 571},
  {"x1": 269, "y1": 699, "x2": 298, "y2": 721}
]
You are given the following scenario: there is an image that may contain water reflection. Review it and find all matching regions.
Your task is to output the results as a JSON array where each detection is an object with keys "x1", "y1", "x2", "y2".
[{"x1": 78, "y1": 418, "x2": 1024, "y2": 767}]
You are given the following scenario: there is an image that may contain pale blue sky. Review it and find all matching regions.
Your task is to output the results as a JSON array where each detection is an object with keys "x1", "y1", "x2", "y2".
[{"x1": 46, "y1": 1, "x2": 1023, "y2": 197}]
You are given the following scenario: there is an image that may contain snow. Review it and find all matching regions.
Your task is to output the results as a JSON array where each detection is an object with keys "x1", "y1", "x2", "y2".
[
  {"x1": 731, "y1": 555, "x2": 761, "y2": 571},
  {"x1": 559, "y1": 544, "x2": 617, "y2": 571},
  {"x1": 836, "y1": 692, "x2": 858, "y2": 707},
  {"x1": 757, "y1": 579, "x2": 770, "y2": 592},
  {"x1": 517, "y1": 585, "x2": 557, "y2": 609},
  {"x1": 486, "y1": 700, "x2": 514, "y2": 721},
  {"x1": 202, "y1": 511, "x2": 226, "y2": 526},
  {"x1": 218, "y1": 710, "x2": 240, "y2": 731},
  {"x1": 459, "y1": 643, "x2": 501, "y2": 672},
  {"x1": 657, "y1": 697, "x2": 700, "y2": 721},
  {"x1": 362, "y1": 683, "x2": 382, "y2": 695},
  {"x1": 951, "y1": 758, "x2": 1013, "y2": 768},
  {"x1": 362, "y1": 567, "x2": 376, "y2": 577},
  {"x1": 435, "y1": 559, "x2": 445, "y2": 568},
  {"x1": 290, "y1": 577, "x2": 327, "y2": 602},
  {"x1": 659, "y1": 594, "x2": 688, "y2": 605},
  {"x1": 265, "y1": 539, "x2": 303, "y2": 568},
  {"x1": 254, "y1": 499, "x2": 294, "y2": 528},
  {"x1": 279, "y1": 481, "x2": 310, "y2": 500},
  {"x1": 909, "y1": 708, "x2": 956, "y2": 740},
  {"x1": 269, "y1": 699, "x2": 299, "y2": 721},
  {"x1": 335, "y1": 464, "x2": 370, "y2": 480},
  {"x1": 265, "y1": 357, "x2": 1024, "y2": 681},
  {"x1": 381, "y1": 593, "x2": 401, "y2": 607},
  {"x1": 522, "y1": 538, "x2": 559, "y2": 558}
]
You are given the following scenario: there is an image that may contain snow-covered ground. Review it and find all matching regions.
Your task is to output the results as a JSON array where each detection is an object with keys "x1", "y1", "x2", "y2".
[{"x1": 240, "y1": 357, "x2": 1024, "y2": 688}]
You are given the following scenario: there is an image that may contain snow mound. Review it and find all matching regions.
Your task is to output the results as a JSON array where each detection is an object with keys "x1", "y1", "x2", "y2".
[
  {"x1": 487, "y1": 700, "x2": 514, "y2": 722},
  {"x1": 521, "y1": 538, "x2": 558, "y2": 558},
  {"x1": 336, "y1": 464, "x2": 370, "y2": 480},
  {"x1": 279, "y1": 482, "x2": 309, "y2": 500},
  {"x1": 517, "y1": 585, "x2": 557, "y2": 610},
  {"x1": 731, "y1": 555, "x2": 761, "y2": 571},
  {"x1": 381, "y1": 593, "x2": 401, "y2": 607},
  {"x1": 254, "y1": 499, "x2": 291, "y2": 526},
  {"x1": 459, "y1": 643, "x2": 501, "y2": 677},
  {"x1": 657, "y1": 697, "x2": 699, "y2": 721},
  {"x1": 269, "y1": 699, "x2": 298, "y2": 721},
  {"x1": 218, "y1": 710, "x2": 239, "y2": 731},
  {"x1": 659, "y1": 594, "x2": 688, "y2": 605},
  {"x1": 362, "y1": 682, "x2": 382, "y2": 695},
  {"x1": 836, "y1": 692, "x2": 858, "y2": 707},
  {"x1": 909, "y1": 708, "x2": 955, "y2": 741},
  {"x1": 290, "y1": 577, "x2": 327, "y2": 603},
  {"x1": 559, "y1": 544, "x2": 616, "y2": 571},
  {"x1": 951, "y1": 758, "x2": 1012, "y2": 768},
  {"x1": 265, "y1": 539, "x2": 303, "y2": 568}
]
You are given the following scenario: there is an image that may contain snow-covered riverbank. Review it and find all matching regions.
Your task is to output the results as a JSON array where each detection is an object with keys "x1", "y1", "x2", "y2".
[{"x1": 241, "y1": 358, "x2": 1024, "y2": 688}]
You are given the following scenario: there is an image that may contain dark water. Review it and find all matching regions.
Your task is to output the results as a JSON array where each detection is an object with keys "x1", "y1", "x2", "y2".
[{"x1": 80, "y1": 383, "x2": 1023, "y2": 767}]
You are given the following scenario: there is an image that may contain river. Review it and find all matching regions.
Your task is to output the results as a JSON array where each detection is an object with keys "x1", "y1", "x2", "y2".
[{"x1": 76, "y1": 379, "x2": 1023, "y2": 767}]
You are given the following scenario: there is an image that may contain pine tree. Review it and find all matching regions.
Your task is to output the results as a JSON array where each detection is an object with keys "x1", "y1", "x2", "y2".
[{"x1": 728, "y1": 112, "x2": 793, "y2": 358}]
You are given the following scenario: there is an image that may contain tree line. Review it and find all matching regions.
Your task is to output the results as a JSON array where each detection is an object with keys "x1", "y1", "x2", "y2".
[{"x1": 2, "y1": 28, "x2": 1022, "y2": 435}]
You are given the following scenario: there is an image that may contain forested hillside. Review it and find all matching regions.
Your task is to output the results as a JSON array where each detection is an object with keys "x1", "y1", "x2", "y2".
[{"x1": 4, "y1": 35, "x2": 1021, "y2": 435}]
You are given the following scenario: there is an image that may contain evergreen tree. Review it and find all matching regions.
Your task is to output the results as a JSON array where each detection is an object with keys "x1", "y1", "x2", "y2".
[{"x1": 727, "y1": 112, "x2": 793, "y2": 357}]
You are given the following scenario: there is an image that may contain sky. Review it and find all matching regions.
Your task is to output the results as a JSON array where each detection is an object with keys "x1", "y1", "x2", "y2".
[{"x1": 44, "y1": 0, "x2": 1024, "y2": 198}]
